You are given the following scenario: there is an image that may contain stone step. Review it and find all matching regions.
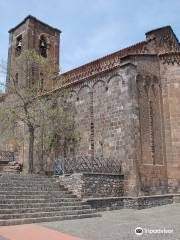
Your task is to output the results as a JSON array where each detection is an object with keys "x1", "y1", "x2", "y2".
[
  {"x1": 0, "y1": 162, "x2": 9, "y2": 165},
  {"x1": 0, "y1": 198, "x2": 80, "y2": 204},
  {"x1": 0, "y1": 213, "x2": 101, "y2": 226},
  {"x1": 0, "y1": 184, "x2": 64, "y2": 188},
  {"x1": 0, "y1": 183, "x2": 61, "y2": 187},
  {"x1": 0, "y1": 205, "x2": 91, "y2": 214},
  {"x1": 0, "y1": 174, "x2": 50, "y2": 180},
  {"x1": 2, "y1": 169, "x2": 20, "y2": 173},
  {"x1": 0, "y1": 194, "x2": 76, "y2": 200},
  {"x1": 0, "y1": 178, "x2": 61, "y2": 186},
  {"x1": 0, "y1": 186, "x2": 66, "y2": 191},
  {"x1": 0, "y1": 176, "x2": 57, "y2": 180},
  {"x1": 0, "y1": 209, "x2": 97, "y2": 220},
  {"x1": 0, "y1": 190, "x2": 70, "y2": 195},
  {"x1": 0, "y1": 179, "x2": 58, "y2": 184},
  {"x1": 0, "y1": 201, "x2": 87, "y2": 209},
  {"x1": 0, "y1": 173, "x2": 100, "y2": 225},
  {"x1": 0, "y1": 182, "x2": 63, "y2": 187},
  {"x1": 0, "y1": 178, "x2": 56, "y2": 185}
]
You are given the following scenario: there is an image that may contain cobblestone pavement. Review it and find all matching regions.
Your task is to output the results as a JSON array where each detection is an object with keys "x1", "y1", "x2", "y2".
[{"x1": 40, "y1": 203, "x2": 180, "y2": 240}]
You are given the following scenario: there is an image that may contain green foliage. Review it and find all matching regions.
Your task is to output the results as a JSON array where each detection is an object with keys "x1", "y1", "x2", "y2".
[{"x1": 0, "y1": 49, "x2": 79, "y2": 166}]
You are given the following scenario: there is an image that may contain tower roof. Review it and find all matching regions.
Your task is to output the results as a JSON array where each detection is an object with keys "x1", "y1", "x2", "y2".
[{"x1": 8, "y1": 15, "x2": 61, "y2": 33}]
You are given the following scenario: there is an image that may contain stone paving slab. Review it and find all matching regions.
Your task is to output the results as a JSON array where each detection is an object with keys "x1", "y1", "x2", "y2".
[
  {"x1": 40, "y1": 203, "x2": 180, "y2": 240},
  {"x1": 0, "y1": 224, "x2": 81, "y2": 240}
]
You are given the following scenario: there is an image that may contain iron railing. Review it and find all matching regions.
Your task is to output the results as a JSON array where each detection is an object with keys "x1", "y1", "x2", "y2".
[
  {"x1": 0, "y1": 151, "x2": 15, "y2": 163},
  {"x1": 53, "y1": 155, "x2": 122, "y2": 175}
]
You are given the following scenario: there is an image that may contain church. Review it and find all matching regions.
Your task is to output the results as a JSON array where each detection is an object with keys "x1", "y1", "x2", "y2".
[{"x1": 1, "y1": 15, "x2": 180, "y2": 202}]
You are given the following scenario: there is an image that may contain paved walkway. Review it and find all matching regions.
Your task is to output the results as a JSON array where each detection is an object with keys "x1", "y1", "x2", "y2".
[
  {"x1": 0, "y1": 203, "x2": 180, "y2": 240},
  {"x1": 40, "y1": 203, "x2": 180, "y2": 240},
  {"x1": 0, "y1": 224, "x2": 81, "y2": 240}
]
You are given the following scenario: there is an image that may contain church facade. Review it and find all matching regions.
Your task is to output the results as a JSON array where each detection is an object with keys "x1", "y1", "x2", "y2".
[{"x1": 2, "y1": 16, "x2": 180, "y2": 198}]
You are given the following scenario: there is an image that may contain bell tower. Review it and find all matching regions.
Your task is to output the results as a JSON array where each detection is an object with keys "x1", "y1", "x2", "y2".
[{"x1": 6, "y1": 15, "x2": 61, "y2": 91}]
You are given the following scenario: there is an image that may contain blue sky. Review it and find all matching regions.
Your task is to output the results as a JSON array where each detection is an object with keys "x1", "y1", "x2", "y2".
[{"x1": 0, "y1": 0, "x2": 180, "y2": 85}]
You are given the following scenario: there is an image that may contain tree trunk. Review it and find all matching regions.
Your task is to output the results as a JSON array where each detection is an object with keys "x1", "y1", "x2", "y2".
[{"x1": 28, "y1": 125, "x2": 34, "y2": 174}]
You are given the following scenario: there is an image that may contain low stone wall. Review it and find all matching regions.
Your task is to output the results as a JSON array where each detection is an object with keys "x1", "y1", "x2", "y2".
[
  {"x1": 173, "y1": 195, "x2": 180, "y2": 203},
  {"x1": 59, "y1": 173, "x2": 83, "y2": 198},
  {"x1": 123, "y1": 195, "x2": 174, "y2": 209},
  {"x1": 57, "y1": 173, "x2": 180, "y2": 211},
  {"x1": 85, "y1": 197, "x2": 124, "y2": 211},
  {"x1": 84, "y1": 194, "x2": 180, "y2": 211},
  {"x1": 168, "y1": 179, "x2": 180, "y2": 194},
  {"x1": 59, "y1": 172, "x2": 124, "y2": 198}
]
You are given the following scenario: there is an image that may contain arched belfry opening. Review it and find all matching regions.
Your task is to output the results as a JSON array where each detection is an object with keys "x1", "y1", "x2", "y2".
[
  {"x1": 15, "y1": 34, "x2": 22, "y2": 56},
  {"x1": 39, "y1": 34, "x2": 48, "y2": 58}
]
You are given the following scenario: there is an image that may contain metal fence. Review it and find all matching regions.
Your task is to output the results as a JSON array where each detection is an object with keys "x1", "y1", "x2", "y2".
[
  {"x1": 53, "y1": 155, "x2": 122, "y2": 175},
  {"x1": 0, "y1": 151, "x2": 15, "y2": 163}
]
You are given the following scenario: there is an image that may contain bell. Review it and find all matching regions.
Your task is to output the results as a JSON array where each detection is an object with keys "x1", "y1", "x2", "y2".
[
  {"x1": 17, "y1": 41, "x2": 22, "y2": 47},
  {"x1": 41, "y1": 41, "x2": 45, "y2": 47}
]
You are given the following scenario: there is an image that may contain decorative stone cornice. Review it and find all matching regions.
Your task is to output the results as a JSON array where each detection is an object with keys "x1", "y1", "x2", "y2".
[{"x1": 159, "y1": 52, "x2": 180, "y2": 65}]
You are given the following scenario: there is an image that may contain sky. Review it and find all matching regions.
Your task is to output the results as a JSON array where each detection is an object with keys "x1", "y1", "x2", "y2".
[{"x1": 0, "y1": 0, "x2": 180, "y2": 86}]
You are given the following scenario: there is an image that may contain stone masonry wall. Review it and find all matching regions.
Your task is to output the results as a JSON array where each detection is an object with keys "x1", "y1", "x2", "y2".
[
  {"x1": 122, "y1": 55, "x2": 169, "y2": 196},
  {"x1": 68, "y1": 64, "x2": 141, "y2": 196},
  {"x1": 136, "y1": 73, "x2": 167, "y2": 195},
  {"x1": 59, "y1": 173, "x2": 124, "y2": 199},
  {"x1": 160, "y1": 57, "x2": 180, "y2": 193}
]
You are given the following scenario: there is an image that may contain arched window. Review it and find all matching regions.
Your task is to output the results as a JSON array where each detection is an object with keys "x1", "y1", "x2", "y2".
[
  {"x1": 39, "y1": 72, "x2": 44, "y2": 91},
  {"x1": 39, "y1": 35, "x2": 47, "y2": 58},
  {"x1": 15, "y1": 73, "x2": 18, "y2": 86},
  {"x1": 15, "y1": 35, "x2": 22, "y2": 56}
]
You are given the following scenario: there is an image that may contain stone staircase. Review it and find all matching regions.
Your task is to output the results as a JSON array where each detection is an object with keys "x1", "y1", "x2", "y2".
[{"x1": 0, "y1": 173, "x2": 100, "y2": 226}]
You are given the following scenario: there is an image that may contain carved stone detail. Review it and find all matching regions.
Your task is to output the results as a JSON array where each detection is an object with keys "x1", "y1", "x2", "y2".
[
  {"x1": 137, "y1": 75, "x2": 163, "y2": 165},
  {"x1": 159, "y1": 52, "x2": 180, "y2": 65}
]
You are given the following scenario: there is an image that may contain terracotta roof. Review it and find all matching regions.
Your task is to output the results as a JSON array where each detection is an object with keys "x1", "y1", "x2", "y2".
[{"x1": 61, "y1": 40, "x2": 147, "y2": 86}]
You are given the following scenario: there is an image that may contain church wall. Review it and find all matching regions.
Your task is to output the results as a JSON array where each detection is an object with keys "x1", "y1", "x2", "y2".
[
  {"x1": 133, "y1": 56, "x2": 168, "y2": 195},
  {"x1": 70, "y1": 64, "x2": 141, "y2": 196},
  {"x1": 3, "y1": 18, "x2": 180, "y2": 199},
  {"x1": 137, "y1": 75, "x2": 168, "y2": 195},
  {"x1": 74, "y1": 86, "x2": 92, "y2": 156},
  {"x1": 93, "y1": 75, "x2": 129, "y2": 162},
  {"x1": 119, "y1": 56, "x2": 169, "y2": 195},
  {"x1": 160, "y1": 59, "x2": 180, "y2": 193}
]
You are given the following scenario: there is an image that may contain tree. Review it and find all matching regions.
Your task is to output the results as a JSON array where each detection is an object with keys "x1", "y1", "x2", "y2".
[{"x1": 0, "y1": 49, "x2": 78, "y2": 173}]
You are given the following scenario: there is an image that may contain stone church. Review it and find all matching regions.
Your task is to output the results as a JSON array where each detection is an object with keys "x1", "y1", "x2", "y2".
[{"x1": 1, "y1": 15, "x2": 180, "y2": 201}]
